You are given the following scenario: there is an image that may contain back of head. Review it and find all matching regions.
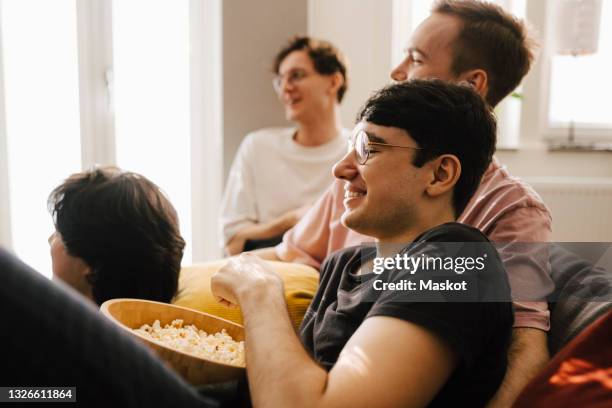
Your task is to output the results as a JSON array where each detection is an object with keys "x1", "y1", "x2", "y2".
[
  {"x1": 48, "y1": 167, "x2": 185, "y2": 305},
  {"x1": 273, "y1": 35, "x2": 349, "y2": 103},
  {"x1": 433, "y1": 0, "x2": 536, "y2": 106},
  {"x1": 357, "y1": 79, "x2": 497, "y2": 217}
]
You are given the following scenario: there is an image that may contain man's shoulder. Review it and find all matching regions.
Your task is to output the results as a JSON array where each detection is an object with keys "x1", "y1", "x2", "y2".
[
  {"x1": 461, "y1": 159, "x2": 552, "y2": 232},
  {"x1": 477, "y1": 158, "x2": 548, "y2": 211},
  {"x1": 244, "y1": 127, "x2": 294, "y2": 145},
  {"x1": 417, "y1": 222, "x2": 490, "y2": 244},
  {"x1": 236, "y1": 127, "x2": 295, "y2": 162},
  {"x1": 325, "y1": 245, "x2": 370, "y2": 264},
  {"x1": 321, "y1": 245, "x2": 374, "y2": 274}
]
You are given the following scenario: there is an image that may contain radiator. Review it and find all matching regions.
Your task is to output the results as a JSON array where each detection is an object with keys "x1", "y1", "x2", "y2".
[{"x1": 526, "y1": 177, "x2": 612, "y2": 242}]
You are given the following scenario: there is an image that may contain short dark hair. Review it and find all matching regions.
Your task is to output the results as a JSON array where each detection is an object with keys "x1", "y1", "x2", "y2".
[
  {"x1": 357, "y1": 79, "x2": 496, "y2": 217},
  {"x1": 273, "y1": 35, "x2": 349, "y2": 103},
  {"x1": 48, "y1": 167, "x2": 185, "y2": 305},
  {"x1": 432, "y1": 0, "x2": 536, "y2": 107}
]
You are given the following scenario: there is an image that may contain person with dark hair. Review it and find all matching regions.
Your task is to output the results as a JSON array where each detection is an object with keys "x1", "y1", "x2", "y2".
[
  {"x1": 0, "y1": 247, "x2": 218, "y2": 408},
  {"x1": 353, "y1": 81, "x2": 496, "y2": 219},
  {"x1": 211, "y1": 80, "x2": 513, "y2": 407},
  {"x1": 220, "y1": 36, "x2": 350, "y2": 255},
  {"x1": 257, "y1": 2, "x2": 552, "y2": 405},
  {"x1": 47, "y1": 166, "x2": 185, "y2": 305}
]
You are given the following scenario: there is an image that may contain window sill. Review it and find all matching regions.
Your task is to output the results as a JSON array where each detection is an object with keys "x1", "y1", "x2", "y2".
[
  {"x1": 496, "y1": 146, "x2": 520, "y2": 152},
  {"x1": 546, "y1": 140, "x2": 612, "y2": 153},
  {"x1": 496, "y1": 140, "x2": 612, "y2": 153}
]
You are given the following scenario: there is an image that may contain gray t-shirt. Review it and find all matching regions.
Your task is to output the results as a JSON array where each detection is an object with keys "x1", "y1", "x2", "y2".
[{"x1": 299, "y1": 222, "x2": 513, "y2": 407}]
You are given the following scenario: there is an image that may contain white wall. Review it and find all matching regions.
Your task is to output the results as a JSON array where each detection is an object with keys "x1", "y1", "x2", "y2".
[
  {"x1": 308, "y1": 0, "x2": 394, "y2": 128},
  {"x1": 497, "y1": 149, "x2": 612, "y2": 178},
  {"x1": 0, "y1": 7, "x2": 10, "y2": 248}
]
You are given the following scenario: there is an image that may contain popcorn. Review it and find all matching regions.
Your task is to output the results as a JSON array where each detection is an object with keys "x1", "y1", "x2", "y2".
[{"x1": 134, "y1": 319, "x2": 245, "y2": 367}]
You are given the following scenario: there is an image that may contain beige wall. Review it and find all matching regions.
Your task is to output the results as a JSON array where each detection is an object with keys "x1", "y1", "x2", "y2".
[{"x1": 222, "y1": 0, "x2": 308, "y2": 179}]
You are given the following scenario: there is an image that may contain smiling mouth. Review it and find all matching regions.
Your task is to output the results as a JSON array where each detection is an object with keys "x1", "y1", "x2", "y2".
[
  {"x1": 344, "y1": 191, "x2": 365, "y2": 199},
  {"x1": 284, "y1": 97, "x2": 302, "y2": 107},
  {"x1": 343, "y1": 189, "x2": 366, "y2": 211},
  {"x1": 344, "y1": 183, "x2": 367, "y2": 205}
]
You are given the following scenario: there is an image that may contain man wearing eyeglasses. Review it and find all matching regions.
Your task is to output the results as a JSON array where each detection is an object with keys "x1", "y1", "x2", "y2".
[
  {"x1": 212, "y1": 80, "x2": 512, "y2": 407},
  {"x1": 220, "y1": 36, "x2": 350, "y2": 256},
  {"x1": 256, "y1": 1, "x2": 553, "y2": 406}
]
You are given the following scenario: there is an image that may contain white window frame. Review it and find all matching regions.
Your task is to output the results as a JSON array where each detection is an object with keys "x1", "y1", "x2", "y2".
[
  {"x1": 189, "y1": 0, "x2": 223, "y2": 261},
  {"x1": 0, "y1": 0, "x2": 223, "y2": 264},
  {"x1": 0, "y1": 2, "x2": 12, "y2": 249},
  {"x1": 76, "y1": 0, "x2": 116, "y2": 168},
  {"x1": 535, "y1": 0, "x2": 612, "y2": 143}
]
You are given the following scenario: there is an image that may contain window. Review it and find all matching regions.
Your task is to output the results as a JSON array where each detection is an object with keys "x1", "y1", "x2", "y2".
[
  {"x1": 113, "y1": 0, "x2": 193, "y2": 263},
  {"x1": 1, "y1": 0, "x2": 82, "y2": 276},
  {"x1": 0, "y1": 0, "x2": 222, "y2": 278},
  {"x1": 547, "y1": 0, "x2": 612, "y2": 133}
]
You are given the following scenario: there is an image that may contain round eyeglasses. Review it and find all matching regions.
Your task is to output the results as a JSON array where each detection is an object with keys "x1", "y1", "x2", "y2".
[
  {"x1": 351, "y1": 129, "x2": 424, "y2": 165},
  {"x1": 272, "y1": 69, "x2": 309, "y2": 93}
]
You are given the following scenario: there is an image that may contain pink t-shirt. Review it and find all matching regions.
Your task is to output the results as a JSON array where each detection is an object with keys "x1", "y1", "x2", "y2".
[{"x1": 276, "y1": 157, "x2": 554, "y2": 330}]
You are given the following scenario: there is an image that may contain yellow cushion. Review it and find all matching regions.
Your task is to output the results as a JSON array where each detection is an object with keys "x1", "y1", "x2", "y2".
[{"x1": 173, "y1": 260, "x2": 319, "y2": 330}]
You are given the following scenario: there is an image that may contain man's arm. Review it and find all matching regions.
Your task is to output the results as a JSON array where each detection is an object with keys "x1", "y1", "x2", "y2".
[
  {"x1": 225, "y1": 205, "x2": 308, "y2": 255},
  {"x1": 485, "y1": 327, "x2": 549, "y2": 408},
  {"x1": 484, "y1": 206, "x2": 553, "y2": 406},
  {"x1": 250, "y1": 246, "x2": 281, "y2": 261},
  {"x1": 273, "y1": 180, "x2": 342, "y2": 268},
  {"x1": 211, "y1": 254, "x2": 456, "y2": 408}
]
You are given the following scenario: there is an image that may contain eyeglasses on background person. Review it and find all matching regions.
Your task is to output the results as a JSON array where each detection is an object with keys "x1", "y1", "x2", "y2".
[{"x1": 272, "y1": 68, "x2": 310, "y2": 93}]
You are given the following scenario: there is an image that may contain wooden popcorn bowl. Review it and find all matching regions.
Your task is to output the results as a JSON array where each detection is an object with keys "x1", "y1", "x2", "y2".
[{"x1": 100, "y1": 298, "x2": 246, "y2": 385}]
